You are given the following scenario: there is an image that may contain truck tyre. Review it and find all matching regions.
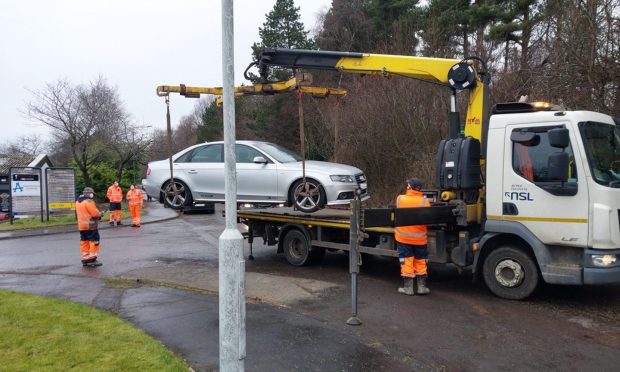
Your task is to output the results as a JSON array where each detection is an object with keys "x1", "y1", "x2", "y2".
[
  {"x1": 282, "y1": 229, "x2": 324, "y2": 266},
  {"x1": 483, "y1": 246, "x2": 539, "y2": 300}
]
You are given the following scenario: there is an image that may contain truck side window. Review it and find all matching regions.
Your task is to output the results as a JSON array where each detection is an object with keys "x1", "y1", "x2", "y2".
[{"x1": 512, "y1": 128, "x2": 577, "y2": 183}]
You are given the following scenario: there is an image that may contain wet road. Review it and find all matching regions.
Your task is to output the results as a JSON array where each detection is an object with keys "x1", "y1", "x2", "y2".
[{"x1": 0, "y1": 205, "x2": 619, "y2": 371}]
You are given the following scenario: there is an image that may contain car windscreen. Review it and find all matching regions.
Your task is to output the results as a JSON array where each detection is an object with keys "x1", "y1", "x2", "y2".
[{"x1": 253, "y1": 143, "x2": 301, "y2": 163}]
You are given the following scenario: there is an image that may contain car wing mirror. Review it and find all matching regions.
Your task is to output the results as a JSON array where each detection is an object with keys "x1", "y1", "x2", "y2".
[{"x1": 253, "y1": 156, "x2": 268, "y2": 164}]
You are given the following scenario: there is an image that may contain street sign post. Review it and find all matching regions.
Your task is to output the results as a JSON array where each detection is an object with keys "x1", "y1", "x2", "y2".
[
  {"x1": 9, "y1": 167, "x2": 43, "y2": 223},
  {"x1": 45, "y1": 168, "x2": 76, "y2": 221}
]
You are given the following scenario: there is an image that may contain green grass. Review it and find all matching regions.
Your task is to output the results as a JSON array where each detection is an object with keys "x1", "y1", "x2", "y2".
[
  {"x1": 0, "y1": 205, "x2": 136, "y2": 231},
  {"x1": 0, "y1": 290, "x2": 188, "y2": 371}
]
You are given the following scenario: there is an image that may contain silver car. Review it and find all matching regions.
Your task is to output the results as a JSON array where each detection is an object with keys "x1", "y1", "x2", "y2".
[{"x1": 142, "y1": 140, "x2": 369, "y2": 213}]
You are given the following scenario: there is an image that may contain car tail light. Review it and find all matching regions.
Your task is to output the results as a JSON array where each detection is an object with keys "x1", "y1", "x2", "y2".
[{"x1": 146, "y1": 167, "x2": 151, "y2": 176}]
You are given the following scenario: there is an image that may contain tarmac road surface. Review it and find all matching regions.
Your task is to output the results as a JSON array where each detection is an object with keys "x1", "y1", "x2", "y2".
[{"x1": 0, "y1": 203, "x2": 618, "y2": 371}]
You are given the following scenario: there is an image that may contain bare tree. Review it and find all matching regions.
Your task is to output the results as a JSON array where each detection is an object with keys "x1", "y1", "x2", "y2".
[
  {"x1": 26, "y1": 77, "x2": 127, "y2": 186},
  {"x1": 109, "y1": 120, "x2": 152, "y2": 182},
  {"x1": 0, "y1": 134, "x2": 46, "y2": 157}
]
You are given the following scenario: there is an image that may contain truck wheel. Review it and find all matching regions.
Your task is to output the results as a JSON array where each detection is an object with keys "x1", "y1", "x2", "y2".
[
  {"x1": 282, "y1": 229, "x2": 324, "y2": 266},
  {"x1": 483, "y1": 246, "x2": 539, "y2": 300}
]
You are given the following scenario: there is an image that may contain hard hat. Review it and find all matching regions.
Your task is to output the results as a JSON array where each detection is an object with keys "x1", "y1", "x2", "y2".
[
  {"x1": 405, "y1": 178, "x2": 422, "y2": 190},
  {"x1": 83, "y1": 187, "x2": 95, "y2": 194},
  {"x1": 113, "y1": 180, "x2": 119, "y2": 185}
]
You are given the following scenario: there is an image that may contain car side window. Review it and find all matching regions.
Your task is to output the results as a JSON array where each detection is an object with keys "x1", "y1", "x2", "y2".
[
  {"x1": 191, "y1": 144, "x2": 223, "y2": 163},
  {"x1": 175, "y1": 150, "x2": 193, "y2": 163},
  {"x1": 235, "y1": 145, "x2": 264, "y2": 163}
]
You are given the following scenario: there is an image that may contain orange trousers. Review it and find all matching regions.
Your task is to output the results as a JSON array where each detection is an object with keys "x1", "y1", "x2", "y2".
[
  {"x1": 109, "y1": 210, "x2": 121, "y2": 223},
  {"x1": 129, "y1": 205, "x2": 141, "y2": 225},
  {"x1": 400, "y1": 257, "x2": 427, "y2": 277},
  {"x1": 79, "y1": 230, "x2": 100, "y2": 262}
]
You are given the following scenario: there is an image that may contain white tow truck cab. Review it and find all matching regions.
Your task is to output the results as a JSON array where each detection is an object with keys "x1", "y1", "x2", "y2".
[{"x1": 480, "y1": 103, "x2": 620, "y2": 295}]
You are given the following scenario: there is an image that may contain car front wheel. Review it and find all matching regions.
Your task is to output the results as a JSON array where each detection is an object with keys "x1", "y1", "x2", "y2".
[
  {"x1": 290, "y1": 179, "x2": 325, "y2": 213},
  {"x1": 162, "y1": 180, "x2": 192, "y2": 210}
]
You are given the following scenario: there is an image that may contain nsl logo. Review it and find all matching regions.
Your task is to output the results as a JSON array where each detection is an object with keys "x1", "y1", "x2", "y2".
[{"x1": 505, "y1": 191, "x2": 533, "y2": 201}]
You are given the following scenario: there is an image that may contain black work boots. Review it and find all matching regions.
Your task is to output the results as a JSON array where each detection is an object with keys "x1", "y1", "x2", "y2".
[
  {"x1": 398, "y1": 277, "x2": 415, "y2": 296},
  {"x1": 416, "y1": 275, "x2": 430, "y2": 295},
  {"x1": 397, "y1": 276, "x2": 430, "y2": 296}
]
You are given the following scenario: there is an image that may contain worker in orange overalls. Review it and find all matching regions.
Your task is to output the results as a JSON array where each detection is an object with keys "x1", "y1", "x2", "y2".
[
  {"x1": 106, "y1": 180, "x2": 123, "y2": 226},
  {"x1": 126, "y1": 184, "x2": 143, "y2": 227},
  {"x1": 395, "y1": 178, "x2": 431, "y2": 296},
  {"x1": 76, "y1": 187, "x2": 105, "y2": 267}
]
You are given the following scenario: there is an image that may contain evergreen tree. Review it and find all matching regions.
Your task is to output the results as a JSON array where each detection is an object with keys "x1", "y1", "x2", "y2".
[
  {"x1": 250, "y1": 0, "x2": 317, "y2": 82},
  {"x1": 197, "y1": 100, "x2": 223, "y2": 142},
  {"x1": 487, "y1": 0, "x2": 544, "y2": 72}
]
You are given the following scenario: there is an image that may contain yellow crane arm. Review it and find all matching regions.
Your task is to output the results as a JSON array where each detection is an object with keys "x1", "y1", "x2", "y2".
[
  {"x1": 156, "y1": 76, "x2": 347, "y2": 101},
  {"x1": 257, "y1": 48, "x2": 489, "y2": 150}
]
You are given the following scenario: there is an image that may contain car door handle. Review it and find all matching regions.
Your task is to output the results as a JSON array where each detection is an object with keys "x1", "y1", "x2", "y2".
[{"x1": 188, "y1": 170, "x2": 198, "y2": 174}]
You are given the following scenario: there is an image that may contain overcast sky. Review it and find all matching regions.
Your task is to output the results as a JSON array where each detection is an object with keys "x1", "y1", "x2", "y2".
[{"x1": 0, "y1": 0, "x2": 331, "y2": 145}]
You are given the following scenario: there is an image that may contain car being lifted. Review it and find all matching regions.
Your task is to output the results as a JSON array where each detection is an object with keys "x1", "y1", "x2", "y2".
[{"x1": 142, "y1": 140, "x2": 369, "y2": 213}]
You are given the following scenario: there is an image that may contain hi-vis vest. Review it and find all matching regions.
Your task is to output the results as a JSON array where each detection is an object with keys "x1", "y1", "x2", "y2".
[
  {"x1": 394, "y1": 189, "x2": 430, "y2": 245},
  {"x1": 126, "y1": 189, "x2": 143, "y2": 206},
  {"x1": 76, "y1": 199, "x2": 101, "y2": 231},
  {"x1": 107, "y1": 185, "x2": 123, "y2": 203}
]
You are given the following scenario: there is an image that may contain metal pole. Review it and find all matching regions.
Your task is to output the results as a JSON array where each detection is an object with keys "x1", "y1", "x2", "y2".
[
  {"x1": 347, "y1": 194, "x2": 362, "y2": 326},
  {"x1": 219, "y1": 0, "x2": 245, "y2": 370},
  {"x1": 165, "y1": 97, "x2": 177, "y2": 204}
]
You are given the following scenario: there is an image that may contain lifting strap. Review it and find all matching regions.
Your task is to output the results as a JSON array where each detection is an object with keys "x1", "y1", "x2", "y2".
[
  {"x1": 297, "y1": 88, "x2": 307, "y2": 189},
  {"x1": 164, "y1": 96, "x2": 179, "y2": 200}
]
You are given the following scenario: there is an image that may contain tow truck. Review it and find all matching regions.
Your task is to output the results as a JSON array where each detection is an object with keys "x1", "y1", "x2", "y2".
[{"x1": 238, "y1": 48, "x2": 620, "y2": 300}]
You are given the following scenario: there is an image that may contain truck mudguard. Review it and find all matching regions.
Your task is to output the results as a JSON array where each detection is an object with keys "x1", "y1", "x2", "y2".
[{"x1": 478, "y1": 220, "x2": 583, "y2": 285}]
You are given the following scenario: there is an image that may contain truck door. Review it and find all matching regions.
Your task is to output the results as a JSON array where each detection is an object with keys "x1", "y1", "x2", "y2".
[{"x1": 502, "y1": 124, "x2": 589, "y2": 247}]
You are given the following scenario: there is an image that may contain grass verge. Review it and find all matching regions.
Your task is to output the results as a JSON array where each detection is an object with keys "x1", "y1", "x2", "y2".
[{"x1": 0, "y1": 289, "x2": 188, "y2": 371}]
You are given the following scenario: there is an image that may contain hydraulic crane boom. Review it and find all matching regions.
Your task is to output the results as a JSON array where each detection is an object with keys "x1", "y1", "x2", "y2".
[
  {"x1": 257, "y1": 48, "x2": 490, "y2": 154},
  {"x1": 156, "y1": 75, "x2": 347, "y2": 100}
]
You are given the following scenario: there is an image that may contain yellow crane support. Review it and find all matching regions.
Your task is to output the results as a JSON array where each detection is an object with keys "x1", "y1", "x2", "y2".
[{"x1": 156, "y1": 74, "x2": 347, "y2": 101}]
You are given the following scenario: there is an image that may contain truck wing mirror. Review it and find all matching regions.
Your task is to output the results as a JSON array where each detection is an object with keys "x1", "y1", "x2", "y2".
[
  {"x1": 510, "y1": 131, "x2": 539, "y2": 145},
  {"x1": 548, "y1": 128, "x2": 570, "y2": 148},
  {"x1": 548, "y1": 152, "x2": 569, "y2": 182},
  {"x1": 253, "y1": 156, "x2": 268, "y2": 164}
]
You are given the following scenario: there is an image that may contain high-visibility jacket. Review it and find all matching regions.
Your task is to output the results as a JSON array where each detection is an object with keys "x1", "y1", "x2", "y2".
[
  {"x1": 76, "y1": 196, "x2": 101, "y2": 231},
  {"x1": 107, "y1": 185, "x2": 123, "y2": 203},
  {"x1": 394, "y1": 189, "x2": 430, "y2": 245},
  {"x1": 126, "y1": 188, "x2": 143, "y2": 207}
]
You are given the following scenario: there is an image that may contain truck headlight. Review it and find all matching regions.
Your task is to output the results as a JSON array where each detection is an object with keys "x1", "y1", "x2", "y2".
[
  {"x1": 330, "y1": 175, "x2": 354, "y2": 183},
  {"x1": 592, "y1": 254, "x2": 617, "y2": 267}
]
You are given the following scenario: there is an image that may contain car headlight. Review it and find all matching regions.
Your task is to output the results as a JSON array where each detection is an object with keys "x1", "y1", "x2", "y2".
[
  {"x1": 591, "y1": 254, "x2": 617, "y2": 267},
  {"x1": 330, "y1": 175, "x2": 355, "y2": 183}
]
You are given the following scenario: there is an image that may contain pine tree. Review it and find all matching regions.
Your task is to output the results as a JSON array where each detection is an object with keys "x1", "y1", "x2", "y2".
[{"x1": 250, "y1": 0, "x2": 317, "y2": 82}]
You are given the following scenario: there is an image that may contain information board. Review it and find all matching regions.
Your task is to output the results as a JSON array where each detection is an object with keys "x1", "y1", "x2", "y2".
[
  {"x1": 10, "y1": 167, "x2": 43, "y2": 220},
  {"x1": 46, "y1": 168, "x2": 76, "y2": 218}
]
